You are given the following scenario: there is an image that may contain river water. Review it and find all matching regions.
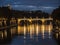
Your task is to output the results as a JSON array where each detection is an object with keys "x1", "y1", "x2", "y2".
[{"x1": 0, "y1": 18, "x2": 59, "y2": 45}]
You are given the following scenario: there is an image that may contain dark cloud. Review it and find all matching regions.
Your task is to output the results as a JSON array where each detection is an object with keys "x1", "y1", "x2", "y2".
[
  {"x1": 0, "y1": 0, "x2": 60, "y2": 13},
  {"x1": 0, "y1": 0, "x2": 60, "y2": 6}
]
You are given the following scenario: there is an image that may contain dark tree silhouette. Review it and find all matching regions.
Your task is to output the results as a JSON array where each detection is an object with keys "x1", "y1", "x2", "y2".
[
  {"x1": 52, "y1": 6, "x2": 60, "y2": 20},
  {"x1": 0, "y1": 6, "x2": 49, "y2": 18}
]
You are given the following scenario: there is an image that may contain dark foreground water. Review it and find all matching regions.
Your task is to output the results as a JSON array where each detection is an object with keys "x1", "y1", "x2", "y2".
[
  {"x1": 0, "y1": 28, "x2": 58, "y2": 45},
  {"x1": 10, "y1": 34, "x2": 57, "y2": 45}
]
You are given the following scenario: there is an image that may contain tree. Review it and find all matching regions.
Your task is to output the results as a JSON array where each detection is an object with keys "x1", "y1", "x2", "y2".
[{"x1": 52, "y1": 6, "x2": 60, "y2": 20}]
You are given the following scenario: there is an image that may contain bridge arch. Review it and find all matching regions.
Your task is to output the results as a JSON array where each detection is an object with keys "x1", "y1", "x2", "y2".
[{"x1": 44, "y1": 20, "x2": 53, "y2": 25}]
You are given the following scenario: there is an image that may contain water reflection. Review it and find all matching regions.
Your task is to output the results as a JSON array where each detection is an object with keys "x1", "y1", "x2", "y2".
[
  {"x1": 0, "y1": 30, "x2": 7, "y2": 39},
  {"x1": 41, "y1": 24, "x2": 45, "y2": 39},
  {"x1": 0, "y1": 23, "x2": 56, "y2": 40},
  {"x1": 17, "y1": 20, "x2": 53, "y2": 39},
  {"x1": 0, "y1": 18, "x2": 59, "y2": 45},
  {"x1": 0, "y1": 31, "x2": 4, "y2": 39}
]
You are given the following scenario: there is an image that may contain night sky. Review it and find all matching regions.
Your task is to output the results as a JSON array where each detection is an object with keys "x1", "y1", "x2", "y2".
[{"x1": 0, "y1": 0, "x2": 60, "y2": 13}]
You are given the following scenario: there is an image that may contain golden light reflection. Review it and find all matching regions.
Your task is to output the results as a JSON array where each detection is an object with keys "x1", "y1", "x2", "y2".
[
  {"x1": 45, "y1": 25, "x2": 48, "y2": 31},
  {"x1": 48, "y1": 22, "x2": 53, "y2": 38},
  {"x1": 36, "y1": 24, "x2": 38, "y2": 36},
  {"x1": 32, "y1": 25, "x2": 34, "y2": 34},
  {"x1": 0, "y1": 31, "x2": 3, "y2": 39},
  {"x1": 48, "y1": 25, "x2": 51, "y2": 38},
  {"x1": 56, "y1": 33, "x2": 58, "y2": 39},
  {"x1": 11, "y1": 28, "x2": 16, "y2": 36},
  {"x1": 41, "y1": 24, "x2": 45, "y2": 39},
  {"x1": 30, "y1": 25, "x2": 33, "y2": 39},
  {"x1": 24, "y1": 25, "x2": 26, "y2": 39},
  {"x1": 18, "y1": 26, "x2": 24, "y2": 34},
  {"x1": 4, "y1": 30, "x2": 7, "y2": 38},
  {"x1": 36, "y1": 23, "x2": 39, "y2": 41},
  {"x1": 18, "y1": 26, "x2": 20, "y2": 34},
  {"x1": 2, "y1": 32, "x2": 3, "y2": 39}
]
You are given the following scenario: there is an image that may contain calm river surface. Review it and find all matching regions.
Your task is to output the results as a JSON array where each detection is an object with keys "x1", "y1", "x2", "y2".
[{"x1": 0, "y1": 18, "x2": 58, "y2": 45}]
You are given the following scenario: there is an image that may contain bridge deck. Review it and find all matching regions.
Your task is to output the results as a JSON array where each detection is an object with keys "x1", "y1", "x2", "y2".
[{"x1": 18, "y1": 18, "x2": 53, "y2": 20}]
